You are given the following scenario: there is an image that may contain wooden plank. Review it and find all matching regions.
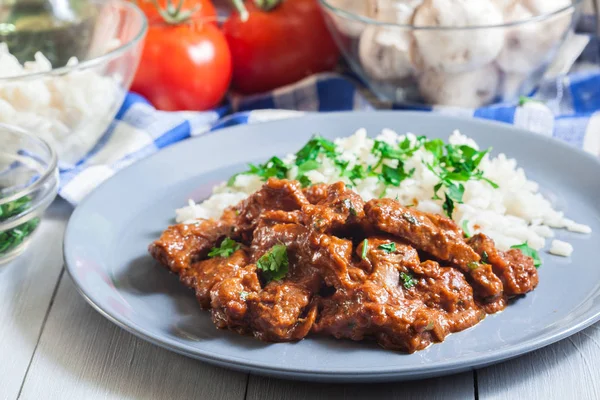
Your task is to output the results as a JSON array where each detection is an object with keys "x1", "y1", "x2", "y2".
[
  {"x1": 246, "y1": 372, "x2": 474, "y2": 400},
  {"x1": 18, "y1": 274, "x2": 248, "y2": 400},
  {"x1": 478, "y1": 323, "x2": 600, "y2": 400},
  {"x1": 0, "y1": 200, "x2": 71, "y2": 400}
]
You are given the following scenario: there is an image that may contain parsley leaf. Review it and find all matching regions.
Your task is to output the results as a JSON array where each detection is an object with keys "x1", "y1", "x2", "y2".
[
  {"x1": 400, "y1": 272, "x2": 417, "y2": 289},
  {"x1": 343, "y1": 198, "x2": 357, "y2": 216},
  {"x1": 297, "y1": 160, "x2": 320, "y2": 175},
  {"x1": 248, "y1": 156, "x2": 289, "y2": 181},
  {"x1": 342, "y1": 164, "x2": 367, "y2": 185},
  {"x1": 298, "y1": 175, "x2": 312, "y2": 188},
  {"x1": 0, "y1": 195, "x2": 32, "y2": 221},
  {"x1": 208, "y1": 238, "x2": 241, "y2": 258},
  {"x1": 424, "y1": 139, "x2": 444, "y2": 160},
  {"x1": 0, "y1": 195, "x2": 39, "y2": 256},
  {"x1": 511, "y1": 242, "x2": 542, "y2": 268},
  {"x1": 481, "y1": 251, "x2": 489, "y2": 264},
  {"x1": 467, "y1": 262, "x2": 480, "y2": 270},
  {"x1": 296, "y1": 159, "x2": 320, "y2": 188},
  {"x1": 380, "y1": 164, "x2": 415, "y2": 187},
  {"x1": 442, "y1": 183, "x2": 464, "y2": 218},
  {"x1": 361, "y1": 239, "x2": 368, "y2": 260},
  {"x1": 462, "y1": 220, "x2": 472, "y2": 238},
  {"x1": 295, "y1": 135, "x2": 337, "y2": 165},
  {"x1": 378, "y1": 243, "x2": 397, "y2": 253},
  {"x1": 257, "y1": 244, "x2": 289, "y2": 282}
]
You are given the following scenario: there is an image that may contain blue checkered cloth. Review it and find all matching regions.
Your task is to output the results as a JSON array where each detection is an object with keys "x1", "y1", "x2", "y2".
[{"x1": 58, "y1": 38, "x2": 600, "y2": 204}]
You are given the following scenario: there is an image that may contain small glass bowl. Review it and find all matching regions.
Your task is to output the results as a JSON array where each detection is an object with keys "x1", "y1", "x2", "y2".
[
  {"x1": 0, "y1": 124, "x2": 58, "y2": 264},
  {"x1": 0, "y1": 0, "x2": 147, "y2": 165}
]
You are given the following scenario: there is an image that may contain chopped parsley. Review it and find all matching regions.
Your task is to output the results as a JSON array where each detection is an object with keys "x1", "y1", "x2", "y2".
[
  {"x1": 400, "y1": 272, "x2": 417, "y2": 289},
  {"x1": 511, "y1": 242, "x2": 542, "y2": 268},
  {"x1": 0, "y1": 195, "x2": 31, "y2": 220},
  {"x1": 361, "y1": 239, "x2": 368, "y2": 259},
  {"x1": 481, "y1": 251, "x2": 489, "y2": 264},
  {"x1": 462, "y1": 220, "x2": 472, "y2": 238},
  {"x1": 0, "y1": 196, "x2": 39, "y2": 256},
  {"x1": 467, "y1": 262, "x2": 480, "y2": 270},
  {"x1": 425, "y1": 141, "x2": 497, "y2": 219},
  {"x1": 257, "y1": 244, "x2": 289, "y2": 282},
  {"x1": 402, "y1": 212, "x2": 418, "y2": 225},
  {"x1": 378, "y1": 242, "x2": 397, "y2": 253},
  {"x1": 240, "y1": 291, "x2": 249, "y2": 301},
  {"x1": 342, "y1": 164, "x2": 368, "y2": 185},
  {"x1": 295, "y1": 135, "x2": 337, "y2": 165},
  {"x1": 208, "y1": 238, "x2": 241, "y2": 258},
  {"x1": 343, "y1": 198, "x2": 357, "y2": 216}
]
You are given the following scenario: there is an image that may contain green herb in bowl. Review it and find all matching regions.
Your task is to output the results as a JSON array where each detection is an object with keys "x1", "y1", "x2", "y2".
[{"x1": 0, "y1": 195, "x2": 40, "y2": 257}]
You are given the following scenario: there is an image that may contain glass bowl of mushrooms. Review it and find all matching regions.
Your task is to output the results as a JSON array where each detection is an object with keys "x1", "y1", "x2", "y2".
[{"x1": 319, "y1": 0, "x2": 583, "y2": 107}]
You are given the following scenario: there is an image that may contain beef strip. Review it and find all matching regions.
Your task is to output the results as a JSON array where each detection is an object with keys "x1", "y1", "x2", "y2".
[
  {"x1": 315, "y1": 237, "x2": 484, "y2": 352},
  {"x1": 364, "y1": 198, "x2": 480, "y2": 269},
  {"x1": 468, "y1": 233, "x2": 539, "y2": 296},
  {"x1": 234, "y1": 178, "x2": 309, "y2": 241},
  {"x1": 179, "y1": 249, "x2": 249, "y2": 308},
  {"x1": 364, "y1": 199, "x2": 504, "y2": 301},
  {"x1": 303, "y1": 183, "x2": 329, "y2": 204},
  {"x1": 148, "y1": 218, "x2": 233, "y2": 274},
  {"x1": 210, "y1": 263, "x2": 261, "y2": 334},
  {"x1": 302, "y1": 182, "x2": 365, "y2": 234}
]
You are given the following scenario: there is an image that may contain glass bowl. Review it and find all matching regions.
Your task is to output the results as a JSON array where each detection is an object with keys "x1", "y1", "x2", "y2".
[
  {"x1": 319, "y1": 0, "x2": 583, "y2": 107},
  {"x1": 0, "y1": 0, "x2": 147, "y2": 165},
  {"x1": 0, "y1": 124, "x2": 58, "y2": 264}
]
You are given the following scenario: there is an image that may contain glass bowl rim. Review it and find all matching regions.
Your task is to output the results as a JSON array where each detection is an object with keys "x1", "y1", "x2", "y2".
[
  {"x1": 318, "y1": 0, "x2": 583, "y2": 30},
  {"x1": 0, "y1": 0, "x2": 148, "y2": 82},
  {"x1": 0, "y1": 123, "x2": 58, "y2": 206}
]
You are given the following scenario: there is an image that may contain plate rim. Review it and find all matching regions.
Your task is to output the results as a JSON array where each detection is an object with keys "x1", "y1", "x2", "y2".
[{"x1": 64, "y1": 110, "x2": 600, "y2": 381}]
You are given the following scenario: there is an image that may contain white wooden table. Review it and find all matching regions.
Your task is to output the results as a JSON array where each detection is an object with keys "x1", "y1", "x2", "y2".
[{"x1": 2, "y1": 199, "x2": 599, "y2": 400}]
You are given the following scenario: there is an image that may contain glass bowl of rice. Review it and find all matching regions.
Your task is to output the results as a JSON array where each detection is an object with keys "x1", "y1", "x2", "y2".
[
  {"x1": 0, "y1": 124, "x2": 58, "y2": 264},
  {"x1": 0, "y1": 0, "x2": 147, "y2": 165}
]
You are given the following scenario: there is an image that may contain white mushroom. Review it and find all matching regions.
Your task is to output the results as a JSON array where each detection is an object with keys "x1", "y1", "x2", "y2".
[
  {"x1": 418, "y1": 63, "x2": 500, "y2": 107},
  {"x1": 412, "y1": 0, "x2": 504, "y2": 73},
  {"x1": 358, "y1": 1, "x2": 423, "y2": 81},
  {"x1": 495, "y1": 0, "x2": 573, "y2": 74},
  {"x1": 359, "y1": 26, "x2": 415, "y2": 81}
]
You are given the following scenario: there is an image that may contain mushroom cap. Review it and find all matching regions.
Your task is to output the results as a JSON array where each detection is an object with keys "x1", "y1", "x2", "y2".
[
  {"x1": 418, "y1": 63, "x2": 500, "y2": 107},
  {"x1": 413, "y1": 0, "x2": 505, "y2": 73},
  {"x1": 496, "y1": 0, "x2": 573, "y2": 73},
  {"x1": 359, "y1": 25, "x2": 415, "y2": 81},
  {"x1": 358, "y1": 1, "x2": 424, "y2": 81}
]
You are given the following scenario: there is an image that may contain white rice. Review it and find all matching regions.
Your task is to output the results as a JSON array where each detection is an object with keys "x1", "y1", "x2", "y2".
[
  {"x1": 175, "y1": 128, "x2": 591, "y2": 254},
  {"x1": 0, "y1": 43, "x2": 122, "y2": 164},
  {"x1": 549, "y1": 240, "x2": 574, "y2": 257}
]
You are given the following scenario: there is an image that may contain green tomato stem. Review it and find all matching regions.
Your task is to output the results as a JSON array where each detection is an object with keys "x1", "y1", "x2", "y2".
[
  {"x1": 231, "y1": 0, "x2": 250, "y2": 21},
  {"x1": 254, "y1": 0, "x2": 284, "y2": 11}
]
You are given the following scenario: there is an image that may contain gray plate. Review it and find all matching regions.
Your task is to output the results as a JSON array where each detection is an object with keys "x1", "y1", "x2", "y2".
[{"x1": 64, "y1": 111, "x2": 600, "y2": 382}]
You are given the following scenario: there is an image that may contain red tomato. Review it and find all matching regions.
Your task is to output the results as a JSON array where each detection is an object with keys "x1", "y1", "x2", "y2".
[
  {"x1": 132, "y1": 21, "x2": 232, "y2": 111},
  {"x1": 223, "y1": 0, "x2": 340, "y2": 95},
  {"x1": 136, "y1": 0, "x2": 217, "y2": 23}
]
